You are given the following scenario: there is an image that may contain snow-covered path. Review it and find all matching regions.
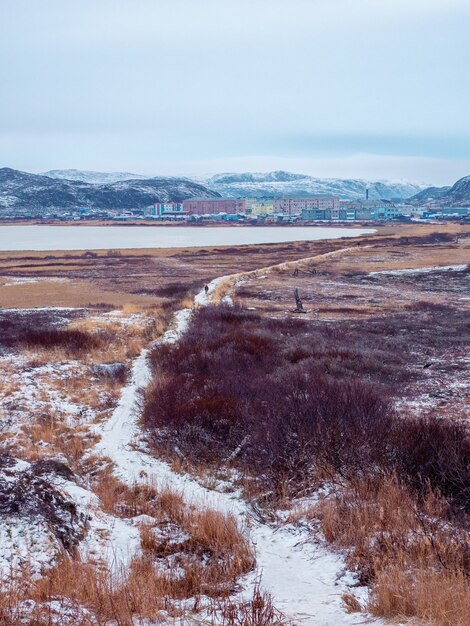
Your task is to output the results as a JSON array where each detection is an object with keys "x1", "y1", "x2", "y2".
[
  {"x1": 251, "y1": 525, "x2": 375, "y2": 625},
  {"x1": 93, "y1": 305, "x2": 244, "y2": 514},
  {"x1": 90, "y1": 274, "x2": 384, "y2": 625}
]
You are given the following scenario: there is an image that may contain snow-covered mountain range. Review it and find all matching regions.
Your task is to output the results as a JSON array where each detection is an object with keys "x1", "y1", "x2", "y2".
[
  {"x1": 42, "y1": 169, "x2": 147, "y2": 185},
  {"x1": 3, "y1": 167, "x2": 467, "y2": 217},
  {"x1": 41, "y1": 168, "x2": 427, "y2": 202},
  {"x1": 196, "y1": 171, "x2": 427, "y2": 200},
  {"x1": 0, "y1": 168, "x2": 219, "y2": 216}
]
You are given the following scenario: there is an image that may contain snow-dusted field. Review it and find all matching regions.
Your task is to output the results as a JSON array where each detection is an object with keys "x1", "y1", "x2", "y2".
[
  {"x1": 0, "y1": 276, "x2": 385, "y2": 625},
  {"x1": 86, "y1": 280, "x2": 384, "y2": 625},
  {"x1": 4, "y1": 235, "x2": 467, "y2": 625}
]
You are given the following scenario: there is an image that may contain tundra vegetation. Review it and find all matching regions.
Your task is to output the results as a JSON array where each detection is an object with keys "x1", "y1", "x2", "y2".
[
  {"x1": 144, "y1": 303, "x2": 470, "y2": 624},
  {"x1": 0, "y1": 222, "x2": 469, "y2": 625},
  {"x1": 142, "y1": 228, "x2": 470, "y2": 626}
]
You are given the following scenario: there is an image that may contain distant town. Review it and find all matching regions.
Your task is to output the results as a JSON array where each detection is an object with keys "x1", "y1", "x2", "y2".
[
  {"x1": 2, "y1": 168, "x2": 469, "y2": 223},
  {"x1": 17, "y1": 196, "x2": 469, "y2": 224},
  {"x1": 77, "y1": 195, "x2": 469, "y2": 223}
]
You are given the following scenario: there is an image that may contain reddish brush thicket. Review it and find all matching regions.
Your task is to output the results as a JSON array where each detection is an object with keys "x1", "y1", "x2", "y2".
[
  {"x1": 20, "y1": 328, "x2": 103, "y2": 353},
  {"x1": 135, "y1": 280, "x2": 201, "y2": 299},
  {"x1": 143, "y1": 306, "x2": 470, "y2": 507},
  {"x1": 0, "y1": 310, "x2": 103, "y2": 355}
]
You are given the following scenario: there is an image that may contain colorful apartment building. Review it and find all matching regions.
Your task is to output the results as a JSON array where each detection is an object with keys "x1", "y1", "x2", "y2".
[
  {"x1": 249, "y1": 201, "x2": 274, "y2": 216},
  {"x1": 274, "y1": 196, "x2": 340, "y2": 216},
  {"x1": 182, "y1": 198, "x2": 246, "y2": 215},
  {"x1": 145, "y1": 202, "x2": 185, "y2": 217}
]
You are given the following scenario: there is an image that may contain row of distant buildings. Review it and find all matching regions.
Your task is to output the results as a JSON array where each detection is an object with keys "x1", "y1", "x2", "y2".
[
  {"x1": 147, "y1": 197, "x2": 340, "y2": 217},
  {"x1": 144, "y1": 196, "x2": 417, "y2": 221}
]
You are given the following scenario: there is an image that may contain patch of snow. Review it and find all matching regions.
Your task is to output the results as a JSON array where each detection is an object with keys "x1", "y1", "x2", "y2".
[
  {"x1": 1, "y1": 277, "x2": 68, "y2": 287},
  {"x1": 369, "y1": 264, "x2": 468, "y2": 276},
  {"x1": 247, "y1": 524, "x2": 376, "y2": 625},
  {"x1": 14, "y1": 598, "x2": 94, "y2": 626},
  {"x1": 53, "y1": 477, "x2": 141, "y2": 574},
  {"x1": 0, "y1": 355, "x2": 97, "y2": 433},
  {"x1": 0, "y1": 516, "x2": 58, "y2": 582}
]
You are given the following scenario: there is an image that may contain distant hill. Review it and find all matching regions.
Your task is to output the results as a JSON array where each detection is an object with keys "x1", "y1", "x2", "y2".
[
  {"x1": 42, "y1": 169, "x2": 147, "y2": 184},
  {"x1": 409, "y1": 186, "x2": 452, "y2": 204},
  {"x1": 410, "y1": 175, "x2": 470, "y2": 207},
  {"x1": 0, "y1": 168, "x2": 219, "y2": 216},
  {"x1": 0, "y1": 167, "x2": 436, "y2": 217},
  {"x1": 197, "y1": 171, "x2": 426, "y2": 200},
  {"x1": 43, "y1": 168, "x2": 427, "y2": 201}
]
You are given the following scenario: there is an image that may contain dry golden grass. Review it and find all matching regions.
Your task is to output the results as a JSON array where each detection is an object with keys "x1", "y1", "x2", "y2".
[
  {"x1": 207, "y1": 582, "x2": 291, "y2": 626},
  {"x1": 314, "y1": 475, "x2": 470, "y2": 625},
  {"x1": 120, "y1": 302, "x2": 144, "y2": 315},
  {"x1": 136, "y1": 497, "x2": 254, "y2": 597},
  {"x1": 341, "y1": 592, "x2": 362, "y2": 614},
  {"x1": 369, "y1": 566, "x2": 470, "y2": 626},
  {"x1": 0, "y1": 555, "x2": 287, "y2": 626},
  {"x1": 0, "y1": 379, "x2": 21, "y2": 398},
  {"x1": 0, "y1": 277, "x2": 161, "y2": 309},
  {"x1": 18, "y1": 419, "x2": 97, "y2": 470},
  {"x1": 209, "y1": 275, "x2": 240, "y2": 303},
  {"x1": 91, "y1": 471, "x2": 254, "y2": 596},
  {"x1": 14, "y1": 308, "x2": 166, "y2": 370},
  {"x1": 69, "y1": 310, "x2": 166, "y2": 363},
  {"x1": 0, "y1": 470, "x2": 256, "y2": 624},
  {"x1": 91, "y1": 464, "x2": 133, "y2": 515},
  {"x1": 92, "y1": 467, "x2": 185, "y2": 520},
  {"x1": 179, "y1": 295, "x2": 196, "y2": 308},
  {"x1": 29, "y1": 557, "x2": 171, "y2": 625},
  {"x1": 37, "y1": 371, "x2": 118, "y2": 413}
]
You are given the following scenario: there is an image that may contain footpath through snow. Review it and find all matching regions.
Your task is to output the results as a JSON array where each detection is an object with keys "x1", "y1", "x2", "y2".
[{"x1": 90, "y1": 274, "x2": 385, "y2": 626}]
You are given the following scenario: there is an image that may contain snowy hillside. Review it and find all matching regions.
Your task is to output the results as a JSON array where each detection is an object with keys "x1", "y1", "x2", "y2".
[
  {"x1": 0, "y1": 168, "x2": 219, "y2": 216},
  {"x1": 198, "y1": 171, "x2": 427, "y2": 200},
  {"x1": 42, "y1": 169, "x2": 147, "y2": 184},
  {"x1": 410, "y1": 174, "x2": 470, "y2": 207},
  {"x1": 42, "y1": 168, "x2": 427, "y2": 201}
]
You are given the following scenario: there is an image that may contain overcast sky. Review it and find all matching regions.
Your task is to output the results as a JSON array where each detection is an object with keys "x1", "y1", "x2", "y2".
[{"x1": 1, "y1": 0, "x2": 469, "y2": 184}]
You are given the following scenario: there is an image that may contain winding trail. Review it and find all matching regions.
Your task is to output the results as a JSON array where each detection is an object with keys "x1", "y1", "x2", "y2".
[{"x1": 90, "y1": 253, "x2": 384, "y2": 625}]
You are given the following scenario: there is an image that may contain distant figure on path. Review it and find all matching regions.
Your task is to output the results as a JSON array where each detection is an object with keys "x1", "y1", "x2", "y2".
[{"x1": 204, "y1": 284, "x2": 209, "y2": 295}]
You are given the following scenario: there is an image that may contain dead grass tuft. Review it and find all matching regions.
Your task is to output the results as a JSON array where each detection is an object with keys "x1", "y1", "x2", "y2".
[
  {"x1": 18, "y1": 419, "x2": 96, "y2": 470},
  {"x1": 91, "y1": 471, "x2": 254, "y2": 597},
  {"x1": 369, "y1": 566, "x2": 470, "y2": 626},
  {"x1": 211, "y1": 583, "x2": 292, "y2": 625},
  {"x1": 315, "y1": 474, "x2": 470, "y2": 625}
]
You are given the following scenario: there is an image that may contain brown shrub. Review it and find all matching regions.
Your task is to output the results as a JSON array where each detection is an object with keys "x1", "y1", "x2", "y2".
[
  {"x1": 143, "y1": 305, "x2": 470, "y2": 510},
  {"x1": 21, "y1": 328, "x2": 103, "y2": 355},
  {"x1": 143, "y1": 306, "x2": 400, "y2": 499}
]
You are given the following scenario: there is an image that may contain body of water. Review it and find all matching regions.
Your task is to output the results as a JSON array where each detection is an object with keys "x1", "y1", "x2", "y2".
[{"x1": 0, "y1": 225, "x2": 375, "y2": 251}]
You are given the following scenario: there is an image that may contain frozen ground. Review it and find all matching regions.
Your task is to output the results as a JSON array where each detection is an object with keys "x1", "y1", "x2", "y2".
[
  {"x1": 369, "y1": 263, "x2": 468, "y2": 275},
  {"x1": 0, "y1": 267, "x2": 395, "y2": 625},
  {"x1": 89, "y1": 278, "x2": 384, "y2": 625}
]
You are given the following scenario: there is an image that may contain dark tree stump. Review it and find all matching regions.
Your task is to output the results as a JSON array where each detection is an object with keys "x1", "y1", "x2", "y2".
[{"x1": 293, "y1": 287, "x2": 306, "y2": 313}]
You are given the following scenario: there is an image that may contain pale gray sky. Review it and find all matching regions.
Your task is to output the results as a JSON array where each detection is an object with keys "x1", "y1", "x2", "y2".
[{"x1": 1, "y1": 0, "x2": 470, "y2": 184}]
